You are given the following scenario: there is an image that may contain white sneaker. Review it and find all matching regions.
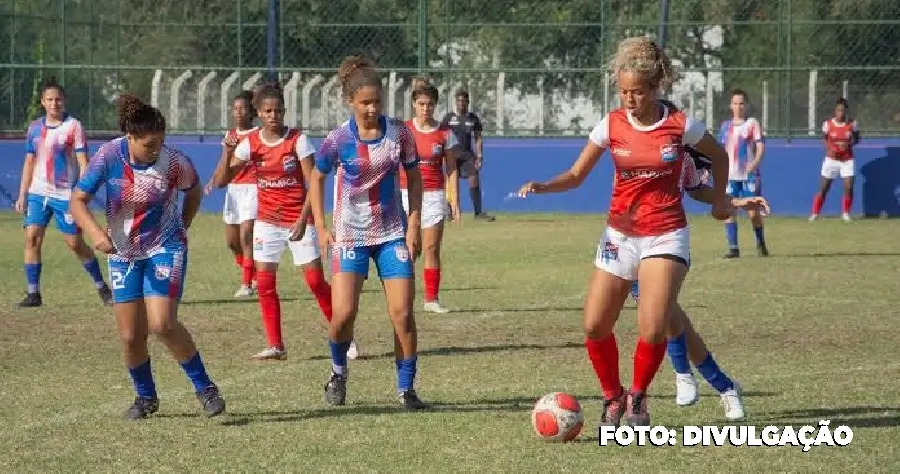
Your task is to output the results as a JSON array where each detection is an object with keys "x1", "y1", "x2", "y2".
[
  {"x1": 675, "y1": 373, "x2": 699, "y2": 406},
  {"x1": 251, "y1": 346, "x2": 287, "y2": 361},
  {"x1": 234, "y1": 285, "x2": 254, "y2": 298},
  {"x1": 423, "y1": 301, "x2": 450, "y2": 314},
  {"x1": 720, "y1": 382, "x2": 745, "y2": 421},
  {"x1": 808, "y1": 214, "x2": 819, "y2": 221},
  {"x1": 346, "y1": 341, "x2": 360, "y2": 360},
  {"x1": 842, "y1": 213, "x2": 852, "y2": 222}
]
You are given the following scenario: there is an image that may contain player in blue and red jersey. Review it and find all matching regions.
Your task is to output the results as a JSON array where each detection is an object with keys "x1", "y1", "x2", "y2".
[
  {"x1": 15, "y1": 76, "x2": 111, "y2": 308},
  {"x1": 719, "y1": 89, "x2": 769, "y2": 258},
  {"x1": 309, "y1": 56, "x2": 428, "y2": 410},
  {"x1": 69, "y1": 93, "x2": 225, "y2": 420}
]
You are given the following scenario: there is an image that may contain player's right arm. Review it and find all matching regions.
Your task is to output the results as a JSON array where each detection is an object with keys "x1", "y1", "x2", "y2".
[
  {"x1": 71, "y1": 148, "x2": 114, "y2": 253},
  {"x1": 519, "y1": 116, "x2": 607, "y2": 196},
  {"x1": 16, "y1": 125, "x2": 38, "y2": 212},
  {"x1": 311, "y1": 133, "x2": 337, "y2": 252},
  {"x1": 217, "y1": 135, "x2": 252, "y2": 185},
  {"x1": 208, "y1": 133, "x2": 236, "y2": 190}
]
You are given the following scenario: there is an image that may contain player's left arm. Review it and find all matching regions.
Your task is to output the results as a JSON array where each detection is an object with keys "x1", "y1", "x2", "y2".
[
  {"x1": 72, "y1": 120, "x2": 89, "y2": 178},
  {"x1": 746, "y1": 119, "x2": 765, "y2": 174},
  {"x1": 175, "y1": 150, "x2": 202, "y2": 230},
  {"x1": 689, "y1": 122, "x2": 730, "y2": 209},
  {"x1": 443, "y1": 131, "x2": 461, "y2": 218},
  {"x1": 851, "y1": 120, "x2": 861, "y2": 145},
  {"x1": 400, "y1": 124, "x2": 423, "y2": 228},
  {"x1": 473, "y1": 114, "x2": 484, "y2": 166},
  {"x1": 294, "y1": 135, "x2": 317, "y2": 230}
]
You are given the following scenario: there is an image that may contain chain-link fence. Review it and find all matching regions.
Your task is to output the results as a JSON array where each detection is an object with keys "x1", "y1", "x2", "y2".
[{"x1": 2, "y1": 0, "x2": 899, "y2": 137}]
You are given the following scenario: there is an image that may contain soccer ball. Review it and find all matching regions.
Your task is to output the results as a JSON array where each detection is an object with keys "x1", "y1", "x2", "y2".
[{"x1": 531, "y1": 392, "x2": 584, "y2": 442}]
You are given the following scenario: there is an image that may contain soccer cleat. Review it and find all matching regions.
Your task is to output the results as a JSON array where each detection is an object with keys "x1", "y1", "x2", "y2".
[
  {"x1": 17, "y1": 292, "x2": 42, "y2": 308},
  {"x1": 598, "y1": 390, "x2": 626, "y2": 428},
  {"x1": 474, "y1": 212, "x2": 496, "y2": 222},
  {"x1": 251, "y1": 346, "x2": 287, "y2": 361},
  {"x1": 125, "y1": 396, "x2": 159, "y2": 420},
  {"x1": 720, "y1": 382, "x2": 745, "y2": 421},
  {"x1": 324, "y1": 372, "x2": 347, "y2": 406},
  {"x1": 723, "y1": 249, "x2": 740, "y2": 259},
  {"x1": 234, "y1": 285, "x2": 254, "y2": 298},
  {"x1": 756, "y1": 243, "x2": 769, "y2": 257},
  {"x1": 346, "y1": 341, "x2": 360, "y2": 360},
  {"x1": 808, "y1": 214, "x2": 819, "y2": 221},
  {"x1": 675, "y1": 373, "x2": 699, "y2": 406},
  {"x1": 842, "y1": 213, "x2": 852, "y2": 222},
  {"x1": 196, "y1": 384, "x2": 226, "y2": 417},
  {"x1": 625, "y1": 391, "x2": 651, "y2": 427},
  {"x1": 423, "y1": 301, "x2": 450, "y2": 314},
  {"x1": 398, "y1": 390, "x2": 429, "y2": 410},
  {"x1": 98, "y1": 285, "x2": 113, "y2": 306}
]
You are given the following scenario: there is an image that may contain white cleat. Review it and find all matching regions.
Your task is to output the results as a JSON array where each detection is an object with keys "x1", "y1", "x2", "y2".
[
  {"x1": 675, "y1": 372, "x2": 699, "y2": 406},
  {"x1": 720, "y1": 382, "x2": 745, "y2": 421},
  {"x1": 234, "y1": 285, "x2": 255, "y2": 298},
  {"x1": 251, "y1": 346, "x2": 287, "y2": 361},
  {"x1": 842, "y1": 213, "x2": 852, "y2": 222},
  {"x1": 423, "y1": 301, "x2": 451, "y2": 314},
  {"x1": 808, "y1": 214, "x2": 819, "y2": 221},
  {"x1": 346, "y1": 341, "x2": 360, "y2": 360}
]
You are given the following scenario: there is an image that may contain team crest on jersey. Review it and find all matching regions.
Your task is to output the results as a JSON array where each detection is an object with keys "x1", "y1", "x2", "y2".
[
  {"x1": 660, "y1": 144, "x2": 678, "y2": 163},
  {"x1": 155, "y1": 264, "x2": 171, "y2": 280},
  {"x1": 394, "y1": 245, "x2": 410, "y2": 263},
  {"x1": 432, "y1": 143, "x2": 443, "y2": 155},
  {"x1": 282, "y1": 155, "x2": 298, "y2": 173}
]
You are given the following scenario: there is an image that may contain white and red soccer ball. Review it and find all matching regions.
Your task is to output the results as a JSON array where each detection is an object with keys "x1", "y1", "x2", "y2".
[{"x1": 531, "y1": 392, "x2": 584, "y2": 442}]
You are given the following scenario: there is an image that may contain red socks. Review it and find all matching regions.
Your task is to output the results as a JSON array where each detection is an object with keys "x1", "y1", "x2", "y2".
[
  {"x1": 842, "y1": 195, "x2": 853, "y2": 214},
  {"x1": 242, "y1": 258, "x2": 255, "y2": 287},
  {"x1": 631, "y1": 338, "x2": 668, "y2": 394},
  {"x1": 585, "y1": 335, "x2": 622, "y2": 400},
  {"x1": 812, "y1": 193, "x2": 824, "y2": 215},
  {"x1": 255, "y1": 270, "x2": 283, "y2": 349},
  {"x1": 812, "y1": 193, "x2": 854, "y2": 215},
  {"x1": 235, "y1": 254, "x2": 243, "y2": 267},
  {"x1": 304, "y1": 267, "x2": 333, "y2": 322},
  {"x1": 423, "y1": 268, "x2": 441, "y2": 302}
]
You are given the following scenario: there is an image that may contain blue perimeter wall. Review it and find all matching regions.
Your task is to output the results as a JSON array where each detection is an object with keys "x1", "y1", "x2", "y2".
[{"x1": 1, "y1": 136, "x2": 899, "y2": 217}]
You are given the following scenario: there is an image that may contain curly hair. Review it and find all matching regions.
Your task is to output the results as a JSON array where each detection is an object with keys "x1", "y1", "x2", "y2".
[
  {"x1": 116, "y1": 93, "x2": 166, "y2": 135},
  {"x1": 253, "y1": 82, "x2": 284, "y2": 109},
  {"x1": 338, "y1": 55, "x2": 381, "y2": 99},
  {"x1": 609, "y1": 36, "x2": 677, "y2": 90}
]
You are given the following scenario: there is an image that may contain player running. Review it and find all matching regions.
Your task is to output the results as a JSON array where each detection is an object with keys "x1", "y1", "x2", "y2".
[
  {"x1": 309, "y1": 56, "x2": 428, "y2": 410},
  {"x1": 220, "y1": 83, "x2": 344, "y2": 361},
  {"x1": 400, "y1": 81, "x2": 461, "y2": 314},
  {"x1": 810, "y1": 97, "x2": 859, "y2": 222},
  {"x1": 517, "y1": 36, "x2": 732, "y2": 427},
  {"x1": 15, "y1": 76, "x2": 112, "y2": 308},
  {"x1": 69, "y1": 93, "x2": 225, "y2": 420},
  {"x1": 719, "y1": 89, "x2": 769, "y2": 258},
  {"x1": 206, "y1": 90, "x2": 260, "y2": 297},
  {"x1": 441, "y1": 90, "x2": 494, "y2": 221}
]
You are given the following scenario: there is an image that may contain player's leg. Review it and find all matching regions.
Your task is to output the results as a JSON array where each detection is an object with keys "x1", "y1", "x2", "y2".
[
  {"x1": 460, "y1": 153, "x2": 494, "y2": 221},
  {"x1": 375, "y1": 239, "x2": 427, "y2": 409},
  {"x1": 54, "y1": 199, "x2": 112, "y2": 304},
  {"x1": 250, "y1": 221, "x2": 288, "y2": 360},
  {"x1": 723, "y1": 181, "x2": 741, "y2": 258},
  {"x1": 236, "y1": 219, "x2": 256, "y2": 295},
  {"x1": 422, "y1": 191, "x2": 449, "y2": 313},
  {"x1": 20, "y1": 193, "x2": 52, "y2": 307},
  {"x1": 323, "y1": 245, "x2": 369, "y2": 406},
  {"x1": 745, "y1": 176, "x2": 768, "y2": 257},
  {"x1": 811, "y1": 159, "x2": 838, "y2": 220},
  {"x1": 143, "y1": 248, "x2": 225, "y2": 417},
  {"x1": 589, "y1": 228, "x2": 635, "y2": 427},
  {"x1": 840, "y1": 160, "x2": 855, "y2": 221},
  {"x1": 222, "y1": 185, "x2": 246, "y2": 293},
  {"x1": 679, "y1": 316, "x2": 745, "y2": 420}
]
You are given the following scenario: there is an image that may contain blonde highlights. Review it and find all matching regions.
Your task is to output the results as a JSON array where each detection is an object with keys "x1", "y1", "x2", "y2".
[{"x1": 609, "y1": 36, "x2": 677, "y2": 90}]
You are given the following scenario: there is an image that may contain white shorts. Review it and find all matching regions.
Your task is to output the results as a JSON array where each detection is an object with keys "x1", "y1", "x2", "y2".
[
  {"x1": 401, "y1": 189, "x2": 449, "y2": 229},
  {"x1": 222, "y1": 183, "x2": 258, "y2": 225},
  {"x1": 821, "y1": 158, "x2": 855, "y2": 179},
  {"x1": 252, "y1": 221, "x2": 320, "y2": 265},
  {"x1": 594, "y1": 226, "x2": 691, "y2": 281}
]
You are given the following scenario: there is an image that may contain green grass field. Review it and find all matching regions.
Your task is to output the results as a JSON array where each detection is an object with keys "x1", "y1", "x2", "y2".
[{"x1": 1, "y1": 211, "x2": 899, "y2": 472}]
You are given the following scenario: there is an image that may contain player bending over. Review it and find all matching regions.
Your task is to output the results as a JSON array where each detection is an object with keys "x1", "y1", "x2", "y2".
[
  {"x1": 310, "y1": 56, "x2": 428, "y2": 410},
  {"x1": 69, "y1": 93, "x2": 225, "y2": 420},
  {"x1": 400, "y1": 80, "x2": 461, "y2": 314},
  {"x1": 15, "y1": 76, "x2": 112, "y2": 308},
  {"x1": 810, "y1": 97, "x2": 859, "y2": 222}
]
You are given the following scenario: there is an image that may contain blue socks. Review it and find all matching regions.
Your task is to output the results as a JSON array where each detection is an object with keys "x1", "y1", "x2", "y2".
[
  {"x1": 725, "y1": 222, "x2": 738, "y2": 249},
  {"x1": 329, "y1": 340, "x2": 351, "y2": 375},
  {"x1": 25, "y1": 263, "x2": 41, "y2": 294},
  {"x1": 397, "y1": 356, "x2": 418, "y2": 392},
  {"x1": 128, "y1": 359, "x2": 157, "y2": 399},
  {"x1": 82, "y1": 258, "x2": 107, "y2": 289},
  {"x1": 696, "y1": 354, "x2": 734, "y2": 393},
  {"x1": 753, "y1": 226, "x2": 766, "y2": 246},
  {"x1": 179, "y1": 352, "x2": 212, "y2": 392},
  {"x1": 666, "y1": 332, "x2": 691, "y2": 374}
]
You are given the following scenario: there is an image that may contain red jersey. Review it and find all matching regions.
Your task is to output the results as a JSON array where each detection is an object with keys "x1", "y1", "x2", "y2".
[
  {"x1": 399, "y1": 120, "x2": 458, "y2": 191},
  {"x1": 589, "y1": 106, "x2": 707, "y2": 237},
  {"x1": 822, "y1": 119, "x2": 858, "y2": 161},
  {"x1": 223, "y1": 127, "x2": 258, "y2": 184},
  {"x1": 234, "y1": 128, "x2": 316, "y2": 227}
]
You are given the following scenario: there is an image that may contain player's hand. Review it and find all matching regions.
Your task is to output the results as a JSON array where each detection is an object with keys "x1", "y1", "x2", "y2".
[
  {"x1": 203, "y1": 182, "x2": 213, "y2": 195},
  {"x1": 288, "y1": 219, "x2": 307, "y2": 241},
  {"x1": 223, "y1": 135, "x2": 240, "y2": 150},
  {"x1": 732, "y1": 196, "x2": 771, "y2": 216},
  {"x1": 711, "y1": 195, "x2": 733, "y2": 221},
  {"x1": 90, "y1": 228, "x2": 115, "y2": 254},
  {"x1": 517, "y1": 181, "x2": 545, "y2": 198},
  {"x1": 406, "y1": 226, "x2": 422, "y2": 262},
  {"x1": 14, "y1": 196, "x2": 25, "y2": 214},
  {"x1": 316, "y1": 226, "x2": 333, "y2": 258},
  {"x1": 449, "y1": 202, "x2": 461, "y2": 223}
]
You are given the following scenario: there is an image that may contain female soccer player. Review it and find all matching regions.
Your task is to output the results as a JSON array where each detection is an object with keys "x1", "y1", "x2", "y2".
[
  {"x1": 69, "y1": 93, "x2": 225, "y2": 420},
  {"x1": 309, "y1": 56, "x2": 427, "y2": 410},
  {"x1": 400, "y1": 82, "x2": 461, "y2": 314},
  {"x1": 719, "y1": 89, "x2": 768, "y2": 258},
  {"x1": 207, "y1": 90, "x2": 260, "y2": 297},
  {"x1": 517, "y1": 37, "x2": 732, "y2": 427},
  {"x1": 220, "y1": 83, "x2": 340, "y2": 362},
  {"x1": 810, "y1": 97, "x2": 859, "y2": 222},
  {"x1": 15, "y1": 76, "x2": 112, "y2": 308}
]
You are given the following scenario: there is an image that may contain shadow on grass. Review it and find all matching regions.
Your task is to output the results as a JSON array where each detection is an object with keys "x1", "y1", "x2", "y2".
[
  {"x1": 757, "y1": 405, "x2": 900, "y2": 429},
  {"x1": 776, "y1": 251, "x2": 900, "y2": 259},
  {"x1": 307, "y1": 341, "x2": 585, "y2": 361}
]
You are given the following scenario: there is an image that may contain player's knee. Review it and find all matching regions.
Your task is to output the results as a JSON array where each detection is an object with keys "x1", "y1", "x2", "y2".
[
  {"x1": 387, "y1": 303, "x2": 414, "y2": 330},
  {"x1": 583, "y1": 314, "x2": 614, "y2": 340},
  {"x1": 148, "y1": 316, "x2": 176, "y2": 337},
  {"x1": 24, "y1": 231, "x2": 43, "y2": 250},
  {"x1": 118, "y1": 326, "x2": 146, "y2": 348}
]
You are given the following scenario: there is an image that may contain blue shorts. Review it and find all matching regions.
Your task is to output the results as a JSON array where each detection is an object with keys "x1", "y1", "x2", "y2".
[
  {"x1": 23, "y1": 193, "x2": 79, "y2": 235},
  {"x1": 108, "y1": 248, "x2": 188, "y2": 304},
  {"x1": 726, "y1": 176, "x2": 762, "y2": 198},
  {"x1": 331, "y1": 238, "x2": 414, "y2": 280},
  {"x1": 630, "y1": 281, "x2": 641, "y2": 301}
]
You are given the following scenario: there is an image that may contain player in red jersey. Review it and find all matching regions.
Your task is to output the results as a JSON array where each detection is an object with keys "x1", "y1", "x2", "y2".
[
  {"x1": 518, "y1": 37, "x2": 732, "y2": 427},
  {"x1": 400, "y1": 82, "x2": 461, "y2": 313},
  {"x1": 221, "y1": 83, "x2": 344, "y2": 361},
  {"x1": 810, "y1": 97, "x2": 860, "y2": 222},
  {"x1": 208, "y1": 90, "x2": 259, "y2": 297}
]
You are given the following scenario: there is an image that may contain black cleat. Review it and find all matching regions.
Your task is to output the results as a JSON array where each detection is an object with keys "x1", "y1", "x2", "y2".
[
  {"x1": 474, "y1": 212, "x2": 496, "y2": 222},
  {"x1": 757, "y1": 244, "x2": 770, "y2": 257},
  {"x1": 17, "y1": 292, "x2": 42, "y2": 308},
  {"x1": 196, "y1": 384, "x2": 226, "y2": 417},
  {"x1": 723, "y1": 249, "x2": 740, "y2": 259},
  {"x1": 324, "y1": 372, "x2": 347, "y2": 406},
  {"x1": 126, "y1": 396, "x2": 160, "y2": 420},
  {"x1": 98, "y1": 285, "x2": 113, "y2": 306},
  {"x1": 398, "y1": 390, "x2": 429, "y2": 410}
]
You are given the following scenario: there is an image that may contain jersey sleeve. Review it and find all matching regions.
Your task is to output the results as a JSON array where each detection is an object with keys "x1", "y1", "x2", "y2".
[
  {"x1": 295, "y1": 133, "x2": 317, "y2": 160},
  {"x1": 315, "y1": 133, "x2": 338, "y2": 175},
  {"x1": 175, "y1": 150, "x2": 199, "y2": 191},
  {"x1": 233, "y1": 138, "x2": 252, "y2": 162},
  {"x1": 681, "y1": 155, "x2": 702, "y2": 191},
  {"x1": 71, "y1": 119, "x2": 87, "y2": 153},
  {"x1": 588, "y1": 115, "x2": 610, "y2": 148},
  {"x1": 683, "y1": 117, "x2": 707, "y2": 147},
  {"x1": 472, "y1": 114, "x2": 483, "y2": 133},
  {"x1": 24, "y1": 124, "x2": 37, "y2": 154},
  {"x1": 749, "y1": 118, "x2": 764, "y2": 142},
  {"x1": 717, "y1": 121, "x2": 729, "y2": 144},
  {"x1": 76, "y1": 146, "x2": 109, "y2": 195},
  {"x1": 851, "y1": 120, "x2": 859, "y2": 132},
  {"x1": 398, "y1": 123, "x2": 420, "y2": 170},
  {"x1": 821, "y1": 120, "x2": 830, "y2": 135}
]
